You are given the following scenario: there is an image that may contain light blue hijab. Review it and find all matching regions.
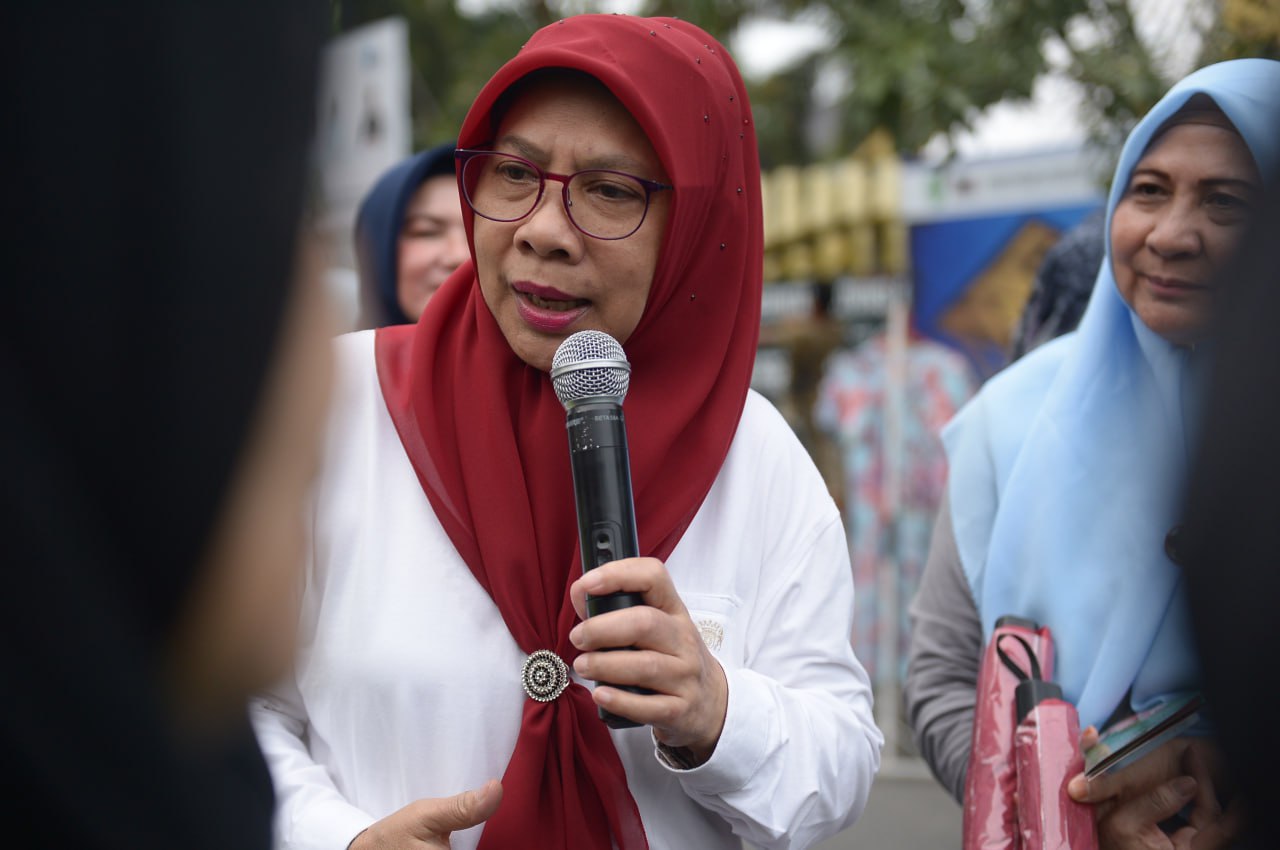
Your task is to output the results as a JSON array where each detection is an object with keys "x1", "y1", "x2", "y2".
[{"x1": 943, "y1": 58, "x2": 1280, "y2": 730}]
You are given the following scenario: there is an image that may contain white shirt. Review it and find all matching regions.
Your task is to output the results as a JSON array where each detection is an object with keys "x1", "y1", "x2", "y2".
[{"x1": 250, "y1": 331, "x2": 881, "y2": 850}]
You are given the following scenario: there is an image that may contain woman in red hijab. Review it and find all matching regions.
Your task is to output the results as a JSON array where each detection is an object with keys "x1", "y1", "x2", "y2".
[{"x1": 252, "y1": 15, "x2": 881, "y2": 850}]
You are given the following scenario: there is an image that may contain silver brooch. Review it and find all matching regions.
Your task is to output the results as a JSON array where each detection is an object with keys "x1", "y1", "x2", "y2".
[{"x1": 521, "y1": 650, "x2": 569, "y2": 702}]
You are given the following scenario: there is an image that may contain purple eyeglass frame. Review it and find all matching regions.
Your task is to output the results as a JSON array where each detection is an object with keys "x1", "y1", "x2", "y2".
[{"x1": 454, "y1": 148, "x2": 671, "y2": 240}]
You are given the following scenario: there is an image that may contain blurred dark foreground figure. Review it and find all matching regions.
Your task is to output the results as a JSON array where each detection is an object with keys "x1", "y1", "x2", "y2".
[
  {"x1": 1, "y1": 3, "x2": 327, "y2": 847},
  {"x1": 1181, "y1": 182, "x2": 1280, "y2": 850}
]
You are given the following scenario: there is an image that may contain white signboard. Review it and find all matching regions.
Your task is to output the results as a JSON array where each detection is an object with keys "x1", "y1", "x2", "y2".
[
  {"x1": 315, "y1": 17, "x2": 411, "y2": 252},
  {"x1": 901, "y1": 145, "x2": 1108, "y2": 224}
]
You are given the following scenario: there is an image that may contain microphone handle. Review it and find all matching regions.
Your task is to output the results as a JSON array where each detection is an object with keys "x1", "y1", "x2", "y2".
[{"x1": 566, "y1": 400, "x2": 649, "y2": 728}]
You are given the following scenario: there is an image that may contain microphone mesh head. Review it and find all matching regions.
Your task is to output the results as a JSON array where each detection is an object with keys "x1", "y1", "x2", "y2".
[{"x1": 550, "y1": 330, "x2": 631, "y2": 408}]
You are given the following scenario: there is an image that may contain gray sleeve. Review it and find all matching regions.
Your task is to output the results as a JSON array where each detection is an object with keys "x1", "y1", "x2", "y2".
[{"x1": 905, "y1": 491, "x2": 983, "y2": 804}]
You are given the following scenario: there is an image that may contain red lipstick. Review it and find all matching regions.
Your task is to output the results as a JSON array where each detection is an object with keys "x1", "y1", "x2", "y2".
[{"x1": 511, "y1": 280, "x2": 590, "y2": 333}]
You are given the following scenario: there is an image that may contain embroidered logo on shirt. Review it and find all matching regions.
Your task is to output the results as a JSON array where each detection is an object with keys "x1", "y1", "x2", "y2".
[{"x1": 696, "y1": 618, "x2": 724, "y2": 652}]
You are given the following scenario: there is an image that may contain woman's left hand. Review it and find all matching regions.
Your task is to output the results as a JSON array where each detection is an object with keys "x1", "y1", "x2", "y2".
[
  {"x1": 1067, "y1": 735, "x2": 1241, "y2": 850},
  {"x1": 568, "y1": 557, "x2": 728, "y2": 765}
]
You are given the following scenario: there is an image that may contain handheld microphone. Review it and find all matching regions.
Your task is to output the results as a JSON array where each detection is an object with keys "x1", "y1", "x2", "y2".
[{"x1": 551, "y1": 330, "x2": 647, "y2": 729}]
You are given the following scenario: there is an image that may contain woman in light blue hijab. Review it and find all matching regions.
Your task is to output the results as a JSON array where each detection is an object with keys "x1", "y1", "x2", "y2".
[{"x1": 906, "y1": 58, "x2": 1280, "y2": 846}]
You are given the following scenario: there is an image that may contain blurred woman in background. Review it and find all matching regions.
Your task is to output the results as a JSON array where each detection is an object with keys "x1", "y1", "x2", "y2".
[{"x1": 354, "y1": 142, "x2": 469, "y2": 328}]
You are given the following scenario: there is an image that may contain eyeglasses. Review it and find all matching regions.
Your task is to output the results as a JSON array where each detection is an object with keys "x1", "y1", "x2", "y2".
[{"x1": 454, "y1": 149, "x2": 671, "y2": 241}]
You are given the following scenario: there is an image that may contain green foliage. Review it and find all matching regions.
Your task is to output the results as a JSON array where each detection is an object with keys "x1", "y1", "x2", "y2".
[
  {"x1": 1205, "y1": 0, "x2": 1280, "y2": 62},
  {"x1": 332, "y1": 0, "x2": 1273, "y2": 165},
  {"x1": 822, "y1": 0, "x2": 1069, "y2": 153}
]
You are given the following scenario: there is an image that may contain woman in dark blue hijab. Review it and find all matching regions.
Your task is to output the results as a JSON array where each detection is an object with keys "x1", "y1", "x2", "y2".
[{"x1": 354, "y1": 142, "x2": 467, "y2": 328}]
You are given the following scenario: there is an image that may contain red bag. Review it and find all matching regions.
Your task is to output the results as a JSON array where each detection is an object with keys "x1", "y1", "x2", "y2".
[
  {"x1": 1014, "y1": 697, "x2": 1097, "y2": 850},
  {"x1": 963, "y1": 616, "x2": 1055, "y2": 850},
  {"x1": 1003, "y1": 631, "x2": 1098, "y2": 850}
]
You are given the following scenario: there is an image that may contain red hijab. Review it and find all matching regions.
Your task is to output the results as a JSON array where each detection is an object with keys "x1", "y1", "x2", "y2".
[{"x1": 376, "y1": 15, "x2": 762, "y2": 849}]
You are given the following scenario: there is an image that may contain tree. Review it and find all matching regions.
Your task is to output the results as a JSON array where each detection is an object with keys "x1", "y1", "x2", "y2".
[
  {"x1": 1208, "y1": 0, "x2": 1280, "y2": 61},
  {"x1": 333, "y1": 0, "x2": 1276, "y2": 164}
]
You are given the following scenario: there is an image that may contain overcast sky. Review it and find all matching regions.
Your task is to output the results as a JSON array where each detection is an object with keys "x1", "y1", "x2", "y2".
[{"x1": 734, "y1": 0, "x2": 1211, "y2": 159}]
